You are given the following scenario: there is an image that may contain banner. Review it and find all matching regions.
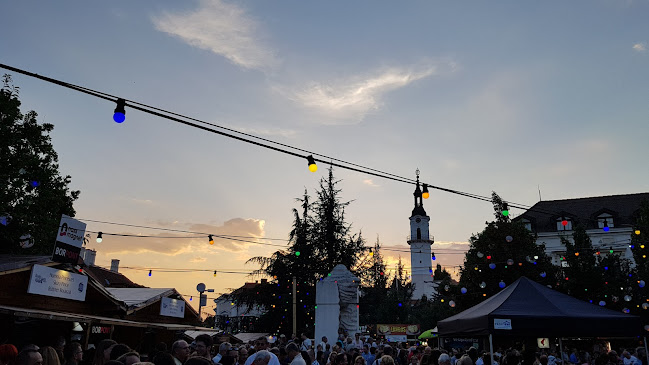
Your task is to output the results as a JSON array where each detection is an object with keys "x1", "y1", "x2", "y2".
[
  {"x1": 377, "y1": 324, "x2": 421, "y2": 336},
  {"x1": 378, "y1": 324, "x2": 420, "y2": 341},
  {"x1": 27, "y1": 264, "x2": 88, "y2": 301}
]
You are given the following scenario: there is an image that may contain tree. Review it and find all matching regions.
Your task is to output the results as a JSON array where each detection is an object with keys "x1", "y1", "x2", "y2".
[
  {"x1": 559, "y1": 225, "x2": 604, "y2": 300},
  {"x1": 383, "y1": 257, "x2": 414, "y2": 322},
  {"x1": 359, "y1": 236, "x2": 389, "y2": 326},
  {"x1": 0, "y1": 74, "x2": 79, "y2": 254},
  {"x1": 241, "y1": 166, "x2": 367, "y2": 335},
  {"x1": 456, "y1": 192, "x2": 557, "y2": 309}
]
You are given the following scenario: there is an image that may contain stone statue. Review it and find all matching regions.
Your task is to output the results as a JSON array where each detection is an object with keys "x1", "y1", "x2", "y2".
[{"x1": 315, "y1": 265, "x2": 360, "y2": 345}]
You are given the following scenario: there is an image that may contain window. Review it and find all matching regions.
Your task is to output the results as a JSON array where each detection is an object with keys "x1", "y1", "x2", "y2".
[
  {"x1": 521, "y1": 219, "x2": 532, "y2": 231},
  {"x1": 416, "y1": 228, "x2": 421, "y2": 240},
  {"x1": 597, "y1": 213, "x2": 614, "y2": 229},
  {"x1": 556, "y1": 218, "x2": 572, "y2": 231}
]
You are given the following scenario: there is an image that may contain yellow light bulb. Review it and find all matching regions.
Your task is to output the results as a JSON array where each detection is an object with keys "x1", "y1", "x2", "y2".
[
  {"x1": 636, "y1": 230, "x2": 641, "y2": 235},
  {"x1": 307, "y1": 155, "x2": 317, "y2": 172},
  {"x1": 422, "y1": 192, "x2": 430, "y2": 199},
  {"x1": 642, "y1": 245, "x2": 645, "y2": 249}
]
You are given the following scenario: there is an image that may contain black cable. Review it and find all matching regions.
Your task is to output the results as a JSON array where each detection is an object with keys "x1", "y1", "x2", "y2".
[{"x1": 0, "y1": 62, "x2": 569, "y2": 218}]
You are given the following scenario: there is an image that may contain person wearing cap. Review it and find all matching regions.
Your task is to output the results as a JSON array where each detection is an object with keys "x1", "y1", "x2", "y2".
[{"x1": 244, "y1": 337, "x2": 281, "y2": 365}]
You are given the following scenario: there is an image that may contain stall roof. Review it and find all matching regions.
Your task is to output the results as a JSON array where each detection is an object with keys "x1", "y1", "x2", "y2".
[
  {"x1": 234, "y1": 332, "x2": 269, "y2": 343},
  {"x1": 0, "y1": 304, "x2": 206, "y2": 331},
  {"x1": 184, "y1": 330, "x2": 221, "y2": 339},
  {"x1": 0, "y1": 255, "x2": 56, "y2": 274},
  {"x1": 437, "y1": 276, "x2": 642, "y2": 338},
  {"x1": 106, "y1": 288, "x2": 175, "y2": 307}
]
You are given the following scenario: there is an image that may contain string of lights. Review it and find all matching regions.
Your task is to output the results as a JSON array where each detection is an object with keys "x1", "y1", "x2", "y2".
[{"x1": 0, "y1": 62, "x2": 574, "y2": 219}]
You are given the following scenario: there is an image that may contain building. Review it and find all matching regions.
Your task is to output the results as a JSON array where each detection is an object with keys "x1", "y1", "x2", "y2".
[
  {"x1": 514, "y1": 192, "x2": 649, "y2": 265},
  {"x1": 213, "y1": 281, "x2": 266, "y2": 333},
  {"x1": 0, "y1": 250, "x2": 202, "y2": 352},
  {"x1": 408, "y1": 171, "x2": 437, "y2": 300}
]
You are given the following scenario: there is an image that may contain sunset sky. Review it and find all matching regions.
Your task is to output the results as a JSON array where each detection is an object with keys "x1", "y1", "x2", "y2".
[{"x1": 2, "y1": 1, "x2": 649, "y2": 312}]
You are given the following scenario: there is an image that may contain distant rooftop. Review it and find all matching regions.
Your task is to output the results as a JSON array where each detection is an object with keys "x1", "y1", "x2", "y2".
[
  {"x1": 85, "y1": 265, "x2": 145, "y2": 288},
  {"x1": 514, "y1": 192, "x2": 649, "y2": 233}
]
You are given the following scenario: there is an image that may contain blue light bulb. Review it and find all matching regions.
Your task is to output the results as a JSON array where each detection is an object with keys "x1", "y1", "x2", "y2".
[
  {"x1": 113, "y1": 112, "x2": 125, "y2": 123},
  {"x1": 603, "y1": 226, "x2": 610, "y2": 232}
]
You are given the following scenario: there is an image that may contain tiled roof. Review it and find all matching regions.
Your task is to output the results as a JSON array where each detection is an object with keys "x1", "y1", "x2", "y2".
[
  {"x1": 0, "y1": 255, "x2": 53, "y2": 272},
  {"x1": 514, "y1": 192, "x2": 649, "y2": 233},
  {"x1": 84, "y1": 265, "x2": 146, "y2": 288}
]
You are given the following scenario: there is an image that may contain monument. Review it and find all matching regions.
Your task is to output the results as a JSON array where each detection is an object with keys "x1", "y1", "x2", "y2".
[{"x1": 315, "y1": 264, "x2": 360, "y2": 344}]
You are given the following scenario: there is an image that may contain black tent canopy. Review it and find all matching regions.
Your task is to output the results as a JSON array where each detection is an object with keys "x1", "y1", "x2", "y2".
[{"x1": 438, "y1": 277, "x2": 642, "y2": 338}]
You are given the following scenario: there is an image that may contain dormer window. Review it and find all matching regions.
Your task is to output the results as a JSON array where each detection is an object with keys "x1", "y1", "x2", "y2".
[
  {"x1": 598, "y1": 213, "x2": 614, "y2": 229},
  {"x1": 521, "y1": 218, "x2": 532, "y2": 231},
  {"x1": 556, "y1": 217, "x2": 572, "y2": 231}
]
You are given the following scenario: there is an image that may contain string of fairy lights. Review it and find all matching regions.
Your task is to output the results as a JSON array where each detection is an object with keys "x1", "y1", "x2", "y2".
[
  {"x1": 2, "y1": 62, "x2": 581, "y2": 220},
  {"x1": 4, "y1": 63, "x2": 649, "y2": 316}
]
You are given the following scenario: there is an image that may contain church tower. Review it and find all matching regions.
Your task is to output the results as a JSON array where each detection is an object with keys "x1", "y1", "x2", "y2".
[{"x1": 408, "y1": 169, "x2": 436, "y2": 300}]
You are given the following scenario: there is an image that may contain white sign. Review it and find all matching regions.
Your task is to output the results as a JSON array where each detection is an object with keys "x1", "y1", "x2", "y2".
[
  {"x1": 537, "y1": 338, "x2": 550, "y2": 349},
  {"x1": 57, "y1": 215, "x2": 86, "y2": 248},
  {"x1": 160, "y1": 297, "x2": 186, "y2": 318},
  {"x1": 494, "y1": 318, "x2": 512, "y2": 330},
  {"x1": 386, "y1": 335, "x2": 407, "y2": 342},
  {"x1": 27, "y1": 264, "x2": 88, "y2": 302}
]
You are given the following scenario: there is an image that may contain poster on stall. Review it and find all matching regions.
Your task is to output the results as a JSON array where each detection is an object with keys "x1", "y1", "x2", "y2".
[
  {"x1": 52, "y1": 215, "x2": 86, "y2": 264},
  {"x1": 160, "y1": 297, "x2": 186, "y2": 318},
  {"x1": 27, "y1": 264, "x2": 88, "y2": 301}
]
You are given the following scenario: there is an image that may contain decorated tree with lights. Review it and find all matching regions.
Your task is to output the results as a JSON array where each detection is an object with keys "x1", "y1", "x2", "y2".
[
  {"x1": 0, "y1": 74, "x2": 79, "y2": 254},
  {"x1": 631, "y1": 200, "x2": 649, "y2": 280},
  {"x1": 456, "y1": 192, "x2": 557, "y2": 309},
  {"x1": 241, "y1": 166, "x2": 367, "y2": 335},
  {"x1": 559, "y1": 225, "x2": 604, "y2": 300}
]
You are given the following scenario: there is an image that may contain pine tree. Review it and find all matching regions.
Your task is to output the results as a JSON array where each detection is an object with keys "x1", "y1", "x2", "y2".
[
  {"x1": 241, "y1": 167, "x2": 366, "y2": 335},
  {"x1": 559, "y1": 225, "x2": 603, "y2": 300},
  {"x1": 359, "y1": 236, "x2": 389, "y2": 326},
  {"x1": 0, "y1": 74, "x2": 79, "y2": 254}
]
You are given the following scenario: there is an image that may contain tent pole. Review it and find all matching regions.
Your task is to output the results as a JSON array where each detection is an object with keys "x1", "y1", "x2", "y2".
[
  {"x1": 559, "y1": 338, "x2": 564, "y2": 365},
  {"x1": 489, "y1": 334, "x2": 495, "y2": 365},
  {"x1": 644, "y1": 337, "x2": 648, "y2": 364}
]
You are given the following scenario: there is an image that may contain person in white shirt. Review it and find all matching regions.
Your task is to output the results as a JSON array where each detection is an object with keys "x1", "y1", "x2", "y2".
[
  {"x1": 351, "y1": 334, "x2": 364, "y2": 350},
  {"x1": 623, "y1": 351, "x2": 642, "y2": 365},
  {"x1": 213, "y1": 342, "x2": 231, "y2": 364},
  {"x1": 301, "y1": 334, "x2": 312, "y2": 351},
  {"x1": 319, "y1": 337, "x2": 329, "y2": 353},
  {"x1": 288, "y1": 344, "x2": 307, "y2": 365},
  {"x1": 244, "y1": 338, "x2": 281, "y2": 365}
]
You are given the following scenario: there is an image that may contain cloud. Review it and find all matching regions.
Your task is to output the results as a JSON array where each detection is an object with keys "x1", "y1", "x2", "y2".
[
  {"x1": 190, "y1": 257, "x2": 207, "y2": 263},
  {"x1": 287, "y1": 65, "x2": 438, "y2": 124},
  {"x1": 152, "y1": 0, "x2": 278, "y2": 71},
  {"x1": 87, "y1": 218, "x2": 266, "y2": 255},
  {"x1": 633, "y1": 43, "x2": 647, "y2": 52},
  {"x1": 131, "y1": 198, "x2": 153, "y2": 205},
  {"x1": 363, "y1": 179, "x2": 380, "y2": 188}
]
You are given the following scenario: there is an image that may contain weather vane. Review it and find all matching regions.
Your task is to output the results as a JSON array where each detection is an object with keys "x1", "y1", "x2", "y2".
[{"x1": 416, "y1": 168, "x2": 420, "y2": 177}]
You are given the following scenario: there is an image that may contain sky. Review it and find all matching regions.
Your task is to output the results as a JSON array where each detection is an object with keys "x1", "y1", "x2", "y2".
[{"x1": 2, "y1": 0, "x2": 649, "y2": 312}]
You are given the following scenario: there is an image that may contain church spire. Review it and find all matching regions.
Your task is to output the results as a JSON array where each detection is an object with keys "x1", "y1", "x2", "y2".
[{"x1": 412, "y1": 168, "x2": 427, "y2": 217}]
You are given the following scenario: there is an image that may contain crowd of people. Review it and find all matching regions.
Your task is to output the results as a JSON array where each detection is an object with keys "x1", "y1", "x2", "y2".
[{"x1": 0, "y1": 333, "x2": 646, "y2": 365}]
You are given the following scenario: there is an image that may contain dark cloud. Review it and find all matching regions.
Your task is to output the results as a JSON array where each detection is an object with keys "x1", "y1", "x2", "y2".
[{"x1": 86, "y1": 218, "x2": 265, "y2": 255}]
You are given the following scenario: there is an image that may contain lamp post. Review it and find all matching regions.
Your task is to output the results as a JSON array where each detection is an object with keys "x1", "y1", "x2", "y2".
[{"x1": 196, "y1": 283, "x2": 214, "y2": 319}]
